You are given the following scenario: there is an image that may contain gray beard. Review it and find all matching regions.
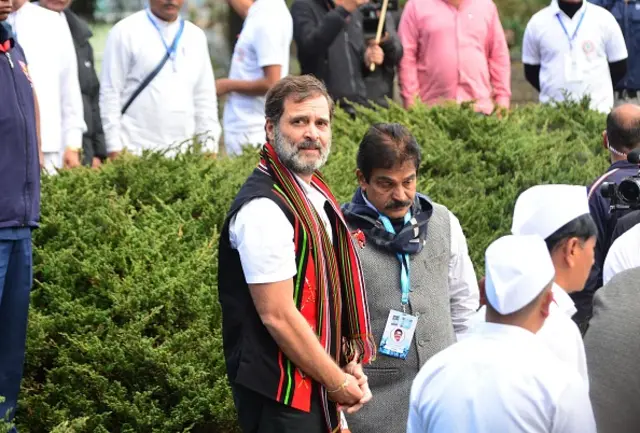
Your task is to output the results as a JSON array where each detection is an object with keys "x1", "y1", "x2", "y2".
[{"x1": 273, "y1": 126, "x2": 331, "y2": 176}]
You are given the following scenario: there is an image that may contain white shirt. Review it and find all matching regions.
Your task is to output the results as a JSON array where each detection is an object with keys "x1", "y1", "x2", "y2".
[
  {"x1": 603, "y1": 222, "x2": 640, "y2": 285},
  {"x1": 229, "y1": 175, "x2": 332, "y2": 284},
  {"x1": 445, "y1": 211, "x2": 480, "y2": 334},
  {"x1": 407, "y1": 322, "x2": 596, "y2": 433},
  {"x1": 99, "y1": 10, "x2": 221, "y2": 156},
  {"x1": 8, "y1": 2, "x2": 86, "y2": 156},
  {"x1": 223, "y1": 0, "x2": 292, "y2": 155},
  {"x1": 465, "y1": 284, "x2": 588, "y2": 387},
  {"x1": 522, "y1": 0, "x2": 627, "y2": 113}
]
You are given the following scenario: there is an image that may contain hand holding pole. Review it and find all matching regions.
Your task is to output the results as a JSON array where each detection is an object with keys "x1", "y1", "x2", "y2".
[{"x1": 369, "y1": 0, "x2": 389, "y2": 72}]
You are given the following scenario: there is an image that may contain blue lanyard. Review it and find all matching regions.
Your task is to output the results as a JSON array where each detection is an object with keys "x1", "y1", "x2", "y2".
[
  {"x1": 146, "y1": 9, "x2": 185, "y2": 64},
  {"x1": 556, "y1": 8, "x2": 587, "y2": 50},
  {"x1": 378, "y1": 212, "x2": 412, "y2": 309}
]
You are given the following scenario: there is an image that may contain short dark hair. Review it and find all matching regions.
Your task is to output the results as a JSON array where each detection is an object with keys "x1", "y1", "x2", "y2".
[
  {"x1": 544, "y1": 213, "x2": 598, "y2": 252},
  {"x1": 606, "y1": 109, "x2": 640, "y2": 153},
  {"x1": 264, "y1": 75, "x2": 334, "y2": 126},
  {"x1": 356, "y1": 123, "x2": 422, "y2": 182}
]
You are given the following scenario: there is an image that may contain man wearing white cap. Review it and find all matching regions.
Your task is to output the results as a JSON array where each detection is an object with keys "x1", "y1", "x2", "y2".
[
  {"x1": 510, "y1": 184, "x2": 596, "y2": 386},
  {"x1": 407, "y1": 234, "x2": 595, "y2": 433},
  {"x1": 466, "y1": 184, "x2": 596, "y2": 386}
]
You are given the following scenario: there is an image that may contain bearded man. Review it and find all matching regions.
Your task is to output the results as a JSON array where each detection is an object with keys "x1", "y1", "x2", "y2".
[{"x1": 217, "y1": 75, "x2": 376, "y2": 433}]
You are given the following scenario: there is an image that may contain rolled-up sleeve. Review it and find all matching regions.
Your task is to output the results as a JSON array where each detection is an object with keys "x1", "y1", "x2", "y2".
[{"x1": 448, "y1": 211, "x2": 480, "y2": 335}]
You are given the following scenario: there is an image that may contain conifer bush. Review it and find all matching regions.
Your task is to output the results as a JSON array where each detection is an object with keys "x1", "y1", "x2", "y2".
[{"x1": 16, "y1": 100, "x2": 607, "y2": 432}]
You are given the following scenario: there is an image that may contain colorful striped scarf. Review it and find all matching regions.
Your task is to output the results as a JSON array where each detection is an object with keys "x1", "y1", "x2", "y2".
[
  {"x1": 260, "y1": 143, "x2": 376, "y2": 428},
  {"x1": 261, "y1": 142, "x2": 376, "y2": 362}
]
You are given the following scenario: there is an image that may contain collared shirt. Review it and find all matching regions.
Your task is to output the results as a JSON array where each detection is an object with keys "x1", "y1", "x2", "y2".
[
  {"x1": 397, "y1": 0, "x2": 511, "y2": 114},
  {"x1": 229, "y1": 174, "x2": 332, "y2": 284},
  {"x1": 223, "y1": 0, "x2": 292, "y2": 155},
  {"x1": 99, "y1": 10, "x2": 221, "y2": 155},
  {"x1": 7, "y1": 2, "x2": 86, "y2": 157},
  {"x1": 360, "y1": 194, "x2": 480, "y2": 335},
  {"x1": 407, "y1": 322, "x2": 596, "y2": 433},
  {"x1": 465, "y1": 284, "x2": 589, "y2": 387},
  {"x1": 522, "y1": 0, "x2": 628, "y2": 113},
  {"x1": 590, "y1": 0, "x2": 640, "y2": 91},
  {"x1": 602, "y1": 222, "x2": 640, "y2": 284}
]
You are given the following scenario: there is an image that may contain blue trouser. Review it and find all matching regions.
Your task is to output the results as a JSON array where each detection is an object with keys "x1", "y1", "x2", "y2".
[{"x1": 0, "y1": 229, "x2": 33, "y2": 428}]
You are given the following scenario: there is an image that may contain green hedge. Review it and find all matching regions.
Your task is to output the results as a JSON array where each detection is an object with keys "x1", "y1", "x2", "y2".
[{"x1": 14, "y1": 100, "x2": 607, "y2": 432}]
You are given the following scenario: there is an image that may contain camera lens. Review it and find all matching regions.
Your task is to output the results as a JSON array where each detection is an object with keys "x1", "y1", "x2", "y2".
[
  {"x1": 600, "y1": 182, "x2": 616, "y2": 199},
  {"x1": 618, "y1": 178, "x2": 640, "y2": 204}
]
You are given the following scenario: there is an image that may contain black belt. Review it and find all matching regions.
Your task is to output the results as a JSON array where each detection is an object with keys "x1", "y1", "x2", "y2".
[{"x1": 616, "y1": 89, "x2": 638, "y2": 98}]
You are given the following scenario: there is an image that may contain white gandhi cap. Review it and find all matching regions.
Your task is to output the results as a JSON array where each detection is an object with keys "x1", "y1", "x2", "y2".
[
  {"x1": 485, "y1": 234, "x2": 555, "y2": 315},
  {"x1": 511, "y1": 184, "x2": 590, "y2": 240}
]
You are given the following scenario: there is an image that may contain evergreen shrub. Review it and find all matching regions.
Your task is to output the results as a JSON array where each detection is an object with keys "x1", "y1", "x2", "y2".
[{"x1": 16, "y1": 100, "x2": 607, "y2": 432}]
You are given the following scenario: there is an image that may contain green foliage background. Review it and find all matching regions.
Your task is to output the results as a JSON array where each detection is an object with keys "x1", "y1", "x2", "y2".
[{"x1": 11, "y1": 100, "x2": 608, "y2": 432}]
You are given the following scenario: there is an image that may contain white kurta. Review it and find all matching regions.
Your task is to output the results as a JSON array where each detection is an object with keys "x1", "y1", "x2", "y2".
[
  {"x1": 465, "y1": 284, "x2": 588, "y2": 388},
  {"x1": 99, "y1": 10, "x2": 221, "y2": 156},
  {"x1": 7, "y1": 2, "x2": 86, "y2": 166},
  {"x1": 407, "y1": 322, "x2": 595, "y2": 433}
]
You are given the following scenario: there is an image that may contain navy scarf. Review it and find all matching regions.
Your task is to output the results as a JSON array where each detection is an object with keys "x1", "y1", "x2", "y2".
[{"x1": 341, "y1": 188, "x2": 434, "y2": 255}]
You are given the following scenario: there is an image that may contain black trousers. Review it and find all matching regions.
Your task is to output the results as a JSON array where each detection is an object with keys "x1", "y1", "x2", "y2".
[{"x1": 232, "y1": 383, "x2": 327, "y2": 433}]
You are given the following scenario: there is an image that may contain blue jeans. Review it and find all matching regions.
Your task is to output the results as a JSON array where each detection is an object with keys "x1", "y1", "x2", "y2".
[{"x1": 0, "y1": 229, "x2": 33, "y2": 429}]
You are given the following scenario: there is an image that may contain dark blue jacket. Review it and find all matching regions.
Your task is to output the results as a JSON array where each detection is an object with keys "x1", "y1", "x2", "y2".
[
  {"x1": 0, "y1": 22, "x2": 40, "y2": 229},
  {"x1": 590, "y1": 0, "x2": 640, "y2": 90},
  {"x1": 571, "y1": 160, "x2": 638, "y2": 318}
]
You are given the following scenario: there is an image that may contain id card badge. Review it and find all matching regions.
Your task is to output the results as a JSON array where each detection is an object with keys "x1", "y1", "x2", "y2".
[
  {"x1": 564, "y1": 51, "x2": 583, "y2": 83},
  {"x1": 379, "y1": 309, "x2": 418, "y2": 360}
]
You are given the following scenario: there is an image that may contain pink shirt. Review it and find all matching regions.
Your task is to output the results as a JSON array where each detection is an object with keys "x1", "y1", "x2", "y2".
[{"x1": 398, "y1": 0, "x2": 511, "y2": 114}]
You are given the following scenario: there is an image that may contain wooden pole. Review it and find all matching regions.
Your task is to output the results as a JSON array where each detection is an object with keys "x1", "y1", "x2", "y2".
[{"x1": 369, "y1": 0, "x2": 390, "y2": 72}]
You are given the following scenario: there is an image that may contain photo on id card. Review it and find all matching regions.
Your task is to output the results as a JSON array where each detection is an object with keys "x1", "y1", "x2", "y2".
[{"x1": 379, "y1": 309, "x2": 418, "y2": 360}]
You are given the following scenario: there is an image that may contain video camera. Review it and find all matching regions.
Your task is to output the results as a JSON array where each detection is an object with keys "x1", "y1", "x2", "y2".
[
  {"x1": 601, "y1": 148, "x2": 640, "y2": 213},
  {"x1": 361, "y1": 0, "x2": 399, "y2": 41}
]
